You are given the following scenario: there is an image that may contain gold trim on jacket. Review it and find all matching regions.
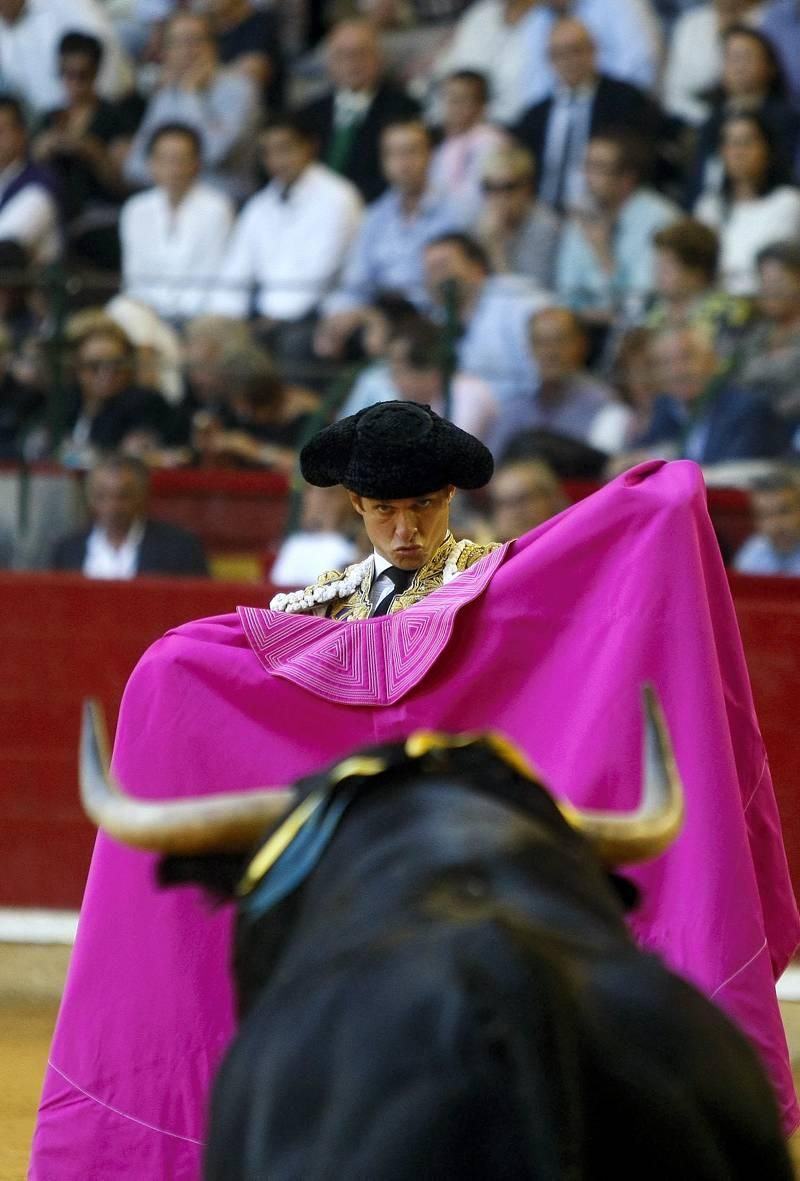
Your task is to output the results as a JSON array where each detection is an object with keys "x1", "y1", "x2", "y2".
[{"x1": 308, "y1": 533, "x2": 499, "y2": 620}]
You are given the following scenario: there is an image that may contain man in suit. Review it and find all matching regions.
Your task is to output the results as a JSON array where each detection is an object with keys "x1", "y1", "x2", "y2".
[
  {"x1": 511, "y1": 17, "x2": 663, "y2": 211},
  {"x1": 51, "y1": 455, "x2": 209, "y2": 578},
  {"x1": 634, "y1": 325, "x2": 790, "y2": 464},
  {"x1": 298, "y1": 19, "x2": 420, "y2": 204}
]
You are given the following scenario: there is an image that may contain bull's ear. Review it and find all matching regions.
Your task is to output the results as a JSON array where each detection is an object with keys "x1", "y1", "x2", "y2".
[
  {"x1": 607, "y1": 872, "x2": 640, "y2": 912},
  {"x1": 157, "y1": 853, "x2": 249, "y2": 900}
]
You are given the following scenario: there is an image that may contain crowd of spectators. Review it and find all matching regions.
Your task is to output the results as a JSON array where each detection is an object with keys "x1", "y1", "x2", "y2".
[{"x1": 0, "y1": 0, "x2": 798, "y2": 576}]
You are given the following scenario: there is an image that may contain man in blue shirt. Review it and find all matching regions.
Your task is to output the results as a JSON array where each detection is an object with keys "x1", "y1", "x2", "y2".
[
  {"x1": 555, "y1": 129, "x2": 678, "y2": 325},
  {"x1": 423, "y1": 231, "x2": 551, "y2": 405},
  {"x1": 316, "y1": 119, "x2": 463, "y2": 358},
  {"x1": 734, "y1": 471, "x2": 800, "y2": 575},
  {"x1": 488, "y1": 305, "x2": 620, "y2": 459}
]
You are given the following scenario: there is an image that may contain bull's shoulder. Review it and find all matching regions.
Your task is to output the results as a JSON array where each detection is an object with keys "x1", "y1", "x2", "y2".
[{"x1": 269, "y1": 558, "x2": 372, "y2": 616}]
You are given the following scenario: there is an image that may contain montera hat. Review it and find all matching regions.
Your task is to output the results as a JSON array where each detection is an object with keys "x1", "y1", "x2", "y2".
[{"x1": 300, "y1": 401, "x2": 494, "y2": 499}]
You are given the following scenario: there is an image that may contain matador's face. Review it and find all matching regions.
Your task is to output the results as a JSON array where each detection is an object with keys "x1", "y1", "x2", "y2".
[{"x1": 348, "y1": 486, "x2": 455, "y2": 570}]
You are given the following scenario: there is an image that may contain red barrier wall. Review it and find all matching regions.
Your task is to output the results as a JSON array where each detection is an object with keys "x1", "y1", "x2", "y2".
[
  {"x1": 729, "y1": 573, "x2": 800, "y2": 901},
  {"x1": 148, "y1": 469, "x2": 290, "y2": 553},
  {"x1": 1, "y1": 573, "x2": 269, "y2": 908},
  {"x1": 1, "y1": 570, "x2": 797, "y2": 910}
]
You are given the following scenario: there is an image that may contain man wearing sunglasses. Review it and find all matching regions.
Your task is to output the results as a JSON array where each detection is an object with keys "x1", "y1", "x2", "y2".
[
  {"x1": 474, "y1": 143, "x2": 561, "y2": 288},
  {"x1": 60, "y1": 320, "x2": 174, "y2": 466}
]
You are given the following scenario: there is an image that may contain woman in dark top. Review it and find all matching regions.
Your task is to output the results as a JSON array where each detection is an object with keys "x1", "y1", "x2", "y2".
[
  {"x1": 192, "y1": 343, "x2": 319, "y2": 472},
  {"x1": 32, "y1": 31, "x2": 143, "y2": 266},
  {"x1": 686, "y1": 24, "x2": 799, "y2": 207},
  {"x1": 204, "y1": 0, "x2": 284, "y2": 108},
  {"x1": 60, "y1": 320, "x2": 174, "y2": 468}
]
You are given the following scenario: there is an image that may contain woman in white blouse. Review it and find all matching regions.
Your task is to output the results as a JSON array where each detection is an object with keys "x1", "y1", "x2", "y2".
[{"x1": 694, "y1": 112, "x2": 800, "y2": 295}]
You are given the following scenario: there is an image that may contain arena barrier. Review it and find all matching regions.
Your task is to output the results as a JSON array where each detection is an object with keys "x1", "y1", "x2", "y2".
[{"x1": 1, "y1": 566, "x2": 798, "y2": 911}]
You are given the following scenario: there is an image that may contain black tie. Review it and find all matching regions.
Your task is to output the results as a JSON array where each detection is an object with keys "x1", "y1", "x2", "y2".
[{"x1": 372, "y1": 566, "x2": 414, "y2": 616}]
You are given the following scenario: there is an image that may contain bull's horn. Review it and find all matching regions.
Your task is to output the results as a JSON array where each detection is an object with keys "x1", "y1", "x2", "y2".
[
  {"x1": 558, "y1": 686, "x2": 684, "y2": 866},
  {"x1": 80, "y1": 700, "x2": 294, "y2": 856}
]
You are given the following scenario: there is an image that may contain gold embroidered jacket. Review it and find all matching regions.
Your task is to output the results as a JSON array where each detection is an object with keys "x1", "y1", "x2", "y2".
[{"x1": 291, "y1": 532, "x2": 499, "y2": 620}]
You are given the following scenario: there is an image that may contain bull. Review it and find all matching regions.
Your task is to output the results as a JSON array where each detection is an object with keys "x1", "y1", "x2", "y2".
[{"x1": 81, "y1": 690, "x2": 793, "y2": 1181}]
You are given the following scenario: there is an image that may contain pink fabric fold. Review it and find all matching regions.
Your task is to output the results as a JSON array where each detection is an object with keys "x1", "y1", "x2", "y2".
[{"x1": 30, "y1": 460, "x2": 799, "y2": 1180}]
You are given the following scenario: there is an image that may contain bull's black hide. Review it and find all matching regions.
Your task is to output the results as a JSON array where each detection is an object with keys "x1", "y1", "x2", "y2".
[{"x1": 160, "y1": 740, "x2": 793, "y2": 1181}]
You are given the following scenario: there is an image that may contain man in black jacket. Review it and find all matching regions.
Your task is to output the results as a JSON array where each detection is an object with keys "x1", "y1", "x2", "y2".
[
  {"x1": 511, "y1": 17, "x2": 664, "y2": 211},
  {"x1": 298, "y1": 19, "x2": 419, "y2": 203},
  {"x1": 51, "y1": 455, "x2": 209, "y2": 578}
]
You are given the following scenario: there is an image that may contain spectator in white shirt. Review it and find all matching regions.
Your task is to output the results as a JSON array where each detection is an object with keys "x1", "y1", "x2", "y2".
[
  {"x1": 0, "y1": 0, "x2": 133, "y2": 117},
  {"x1": 0, "y1": 96, "x2": 60, "y2": 264},
  {"x1": 124, "y1": 11, "x2": 259, "y2": 202},
  {"x1": 121, "y1": 123, "x2": 234, "y2": 325},
  {"x1": 211, "y1": 112, "x2": 363, "y2": 370},
  {"x1": 694, "y1": 111, "x2": 800, "y2": 295},
  {"x1": 429, "y1": 70, "x2": 507, "y2": 222},
  {"x1": 271, "y1": 483, "x2": 363, "y2": 589},
  {"x1": 663, "y1": 0, "x2": 764, "y2": 126}
]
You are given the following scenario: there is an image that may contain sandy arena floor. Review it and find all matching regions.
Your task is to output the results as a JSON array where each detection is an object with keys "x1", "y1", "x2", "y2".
[{"x1": 2, "y1": 945, "x2": 800, "y2": 1181}]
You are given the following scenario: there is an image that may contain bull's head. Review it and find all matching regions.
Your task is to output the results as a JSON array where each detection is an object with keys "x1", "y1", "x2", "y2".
[
  {"x1": 80, "y1": 686, "x2": 683, "y2": 870},
  {"x1": 78, "y1": 702, "x2": 796, "y2": 1181}
]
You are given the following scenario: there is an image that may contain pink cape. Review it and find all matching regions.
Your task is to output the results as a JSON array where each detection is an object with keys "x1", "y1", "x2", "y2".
[{"x1": 31, "y1": 461, "x2": 799, "y2": 1180}]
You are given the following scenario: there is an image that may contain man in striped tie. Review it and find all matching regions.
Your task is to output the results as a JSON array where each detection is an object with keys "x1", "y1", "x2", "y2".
[{"x1": 270, "y1": 400, "x2": 499, "y2": 619}]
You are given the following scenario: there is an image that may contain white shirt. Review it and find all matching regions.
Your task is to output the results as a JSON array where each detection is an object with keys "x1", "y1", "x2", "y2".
[
  {"x1": 0, "y1": 161, "x2": 60, "y2": 264},
  {"x1": 333, "y1": 89, "x2": 374, "y2": 126},
  {"x1": 83, "y1": 521, "x2": 145, "y2": 580},
  {"x1": 120, "y1": 182, "x2": 234, "y2": 322},
  {"x1": 0, "y1": 0, "x2": 132, "y2": 114},
  {"x1": 370, "y1": 550, "x2": 399, "y2": 613},
  {"x1": 663, "y1": 3, "x2": 764, "y2": 125},
  {"x1": 695, "y1": 186, "x2": 800, "y2": 295},
  {"x1": 587, "y1": 401, "x2": 635, "y2": 454},
  {"x1": 211, "y1": 163, "x2": 363, "y2": 321},
  {"x1": 271, "y1": 532, "x2": 359, "y2": 588}
]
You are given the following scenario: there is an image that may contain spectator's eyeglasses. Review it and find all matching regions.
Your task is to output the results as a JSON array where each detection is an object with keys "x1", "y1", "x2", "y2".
[
  {"x1": 482, "y1": 179, "x2": 526, "y2": 194},
  {"x1": 79, "y1": 358, "x2": 127, "y2": 374}
]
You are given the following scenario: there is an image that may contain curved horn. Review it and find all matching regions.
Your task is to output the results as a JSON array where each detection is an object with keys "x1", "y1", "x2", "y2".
[
  {"x1": 80, "y1": 700, "x2": 294, "y2": 856},
  {"x1": 558, "y1": 686, "x2": 684, "y2": 866}
]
